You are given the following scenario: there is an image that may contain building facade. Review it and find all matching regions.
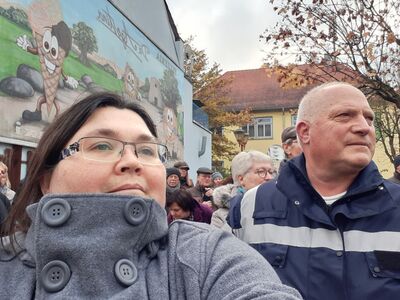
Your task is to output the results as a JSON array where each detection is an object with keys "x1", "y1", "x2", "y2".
[
  {"x1": 0, "y1": 0, "x2": 211, "y2": 189},
  {"x1": 217, "y1": 67, "x2": 392, "y2": 177}
]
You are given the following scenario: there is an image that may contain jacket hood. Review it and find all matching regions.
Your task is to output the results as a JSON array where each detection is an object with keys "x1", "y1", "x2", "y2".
[{"x1": 212, "y1": 184, "x2": 238, "y2": 208}]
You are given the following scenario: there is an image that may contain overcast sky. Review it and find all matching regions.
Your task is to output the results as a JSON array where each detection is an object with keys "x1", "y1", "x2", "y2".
[{"x1": 167, "y1": 0, "x2": 279, "y2": 73}]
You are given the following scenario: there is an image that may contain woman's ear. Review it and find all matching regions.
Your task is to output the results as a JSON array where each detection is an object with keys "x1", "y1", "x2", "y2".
[
  {"x1": 40, "y1": 172, "x2": 52, "y2": 195},
  {"x1": 238, "y1": 175, "x2": 245, "y2": 187}
]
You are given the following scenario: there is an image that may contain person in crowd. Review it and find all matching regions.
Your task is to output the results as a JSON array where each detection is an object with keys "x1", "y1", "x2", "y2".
[
  {"x1": 0, "y1": 92, "x2": 301, "y2": 299},
  {"x1": 165, "y1": 167, "x2": 181, "y2": 198},
  {"x1": 173, "y1": 161, "x2": 193, "y2": 189},
  {"x1": 235, "y1": 82, "x2": 400, "y2": 299},
  {"x1": 227, "y1": 151, "x2": 275, "y2": 229},
  {"x1": 166, "y1": 189, "x2": 212, "y2": 224},
  {"x1": 0, "y1": 193, "x2": 10, "y2": 234},
  {"x1": 221, "y1": 175, "x2": 234, "y2": 185},
  {"x1": 388, "y1": 155, "x2": 400, "y2": 184},
  {"x1": 278, "y1": 126, "x2": 303, "y2": 172},
  {"x1": 0, "y1": 162, "x2": 15, "y2": 204},
  {"x1": 211, "y1": 171, "x2": 223, "y2": 187},
  {"x1": 187, "y1": 167, "x2": 214, "y2": 205},
  {"x1": 211, "y1": 183, "x2": 236, "y2": 232}
]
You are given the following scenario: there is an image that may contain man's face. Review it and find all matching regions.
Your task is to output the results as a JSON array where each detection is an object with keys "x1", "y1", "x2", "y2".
[
  {"x1": 197, "y1": 173, "x2": 212, "y2": 187},
  {"x1": 179, "y1": 167, "x2": 188, "y2": 177},
  {"x1": 301, "y1": 85, "x2": 376, "y2": 174},
  {"x1": 283, "y1": 138, "x2": 303, "y2": 159},
  {"x1": 167, "y1": 174, "x2": 180, "y2": 188}
]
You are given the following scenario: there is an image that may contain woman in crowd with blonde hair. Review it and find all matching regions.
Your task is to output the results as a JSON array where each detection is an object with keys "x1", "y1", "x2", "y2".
[{"x1": 0, "y1": 162, "x2": 15, "y2": 204}]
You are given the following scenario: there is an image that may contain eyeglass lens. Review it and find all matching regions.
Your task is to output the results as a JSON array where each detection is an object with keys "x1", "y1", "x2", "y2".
[{"x1": 79, "y1": 137, "x2": 167, "y2": 164}]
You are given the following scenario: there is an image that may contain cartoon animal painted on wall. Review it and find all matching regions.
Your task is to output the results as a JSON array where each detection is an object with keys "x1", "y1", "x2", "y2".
[
  {"x1": 123, "y1": 63, "x2": 141, "y2": 101},
  {"x1": 16, "y1": 21, "x2": 78, "y2": 122},
  {"x1": 162, "y1": 106, "x2": 178, "y2": 158}
]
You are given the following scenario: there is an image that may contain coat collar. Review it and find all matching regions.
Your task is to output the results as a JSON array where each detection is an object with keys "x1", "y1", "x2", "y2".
[
  {"x1": 277, "y1": 155, "x2": 394, "y2": 227},
  {"x1": 23, "y1": 194, "x2": 169, "y2": 267}
]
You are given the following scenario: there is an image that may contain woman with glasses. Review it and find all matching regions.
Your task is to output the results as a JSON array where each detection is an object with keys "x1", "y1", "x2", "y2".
[
  {"x1": 0, "y1": 93, "x2": 300, "y2": 299},
  {"x1": 0, "y1": 162, "x2": 15, "y2": 204},
  {"x1": 226, "y1": 151, "x2": 275, "y2": 230}
]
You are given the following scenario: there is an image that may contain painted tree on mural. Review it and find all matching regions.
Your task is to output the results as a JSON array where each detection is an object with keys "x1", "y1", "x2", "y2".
[
  {"x1": 261, "y1": 0, "x2": 400, "y2": 160},
  {"x1": 160, "y1": 68, "x2": 181, "y2": 110},
  {"x1": 185, "y1": 38, "x2": 251, "y2": 167},
  {"x1": 71, "y1": 22, "x2": 98, "y2": 66}
]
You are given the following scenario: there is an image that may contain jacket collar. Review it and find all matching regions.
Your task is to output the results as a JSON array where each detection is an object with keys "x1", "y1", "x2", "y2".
[
  {"x1": 277, "y1": 155, "x2": 393, "y2": 227},
  {"x1": 23, "y1": 194, "x2": 168, "y2": 267}
]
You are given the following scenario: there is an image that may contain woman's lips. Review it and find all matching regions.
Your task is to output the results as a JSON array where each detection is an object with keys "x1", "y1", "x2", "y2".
[{"x1": 109, "y1": 184, "x2": 145, "y2": 194}]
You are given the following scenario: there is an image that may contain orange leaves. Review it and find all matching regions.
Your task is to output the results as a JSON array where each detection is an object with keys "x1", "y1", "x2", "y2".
[{"x1": 387, "y1": 32, "x2": 396, "y2": 44}]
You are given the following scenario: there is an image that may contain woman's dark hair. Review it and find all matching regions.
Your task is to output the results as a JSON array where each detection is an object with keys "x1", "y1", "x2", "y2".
[
  {"x1": 3, "y1": 92, "x2": 157, "y2": 237},
  {"x1": 166, "y1": 190, "x2": 196, "y2": 213}
]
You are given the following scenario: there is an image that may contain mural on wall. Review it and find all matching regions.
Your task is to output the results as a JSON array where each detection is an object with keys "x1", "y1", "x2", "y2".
[{"x1": 0, "y1": 0, "x2": 184, "y2": 159}]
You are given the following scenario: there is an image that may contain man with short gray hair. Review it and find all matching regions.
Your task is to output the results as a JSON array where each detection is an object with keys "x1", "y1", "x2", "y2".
[{"x1": 235, "y1": 82, "x2": 400, "y2": 299}]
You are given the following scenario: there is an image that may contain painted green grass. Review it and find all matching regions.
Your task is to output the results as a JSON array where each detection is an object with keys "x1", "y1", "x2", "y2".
[{"x1": 0, "y1": 15, "x2": 123, "y2": 92}]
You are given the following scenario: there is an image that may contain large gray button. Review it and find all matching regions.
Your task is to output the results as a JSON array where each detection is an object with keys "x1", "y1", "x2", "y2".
[
  {"x1": 40, "y1": 260, "x2": 71, "y2": 292},
  {"x1": 124, "y1": 198, "x2": 148, "y2": 225},
  {"x1": 114, "y1": 259, "x2": 138, "y2": 286},
  {"x1": 41, "y1": 198, "x2": 71, "y2": 227}
]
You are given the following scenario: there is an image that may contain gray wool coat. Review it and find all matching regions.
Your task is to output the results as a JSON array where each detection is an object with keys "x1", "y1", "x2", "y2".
[{"x1": 0, "y1": 194, "x2": 302, "y2": 300}]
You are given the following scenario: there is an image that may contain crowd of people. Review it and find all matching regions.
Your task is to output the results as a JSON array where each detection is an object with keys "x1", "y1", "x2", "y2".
[{"x1": 1, "y1": 82, "x2": 400, "y2": 299}]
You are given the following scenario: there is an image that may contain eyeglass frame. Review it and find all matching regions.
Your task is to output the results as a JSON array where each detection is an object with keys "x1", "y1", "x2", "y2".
[
  {"x1": 255, "y1": 168, "x2": 275, "y2": 179},
  {"x1": 58, "y1": 136, "x2": 169, "y2": 165}
]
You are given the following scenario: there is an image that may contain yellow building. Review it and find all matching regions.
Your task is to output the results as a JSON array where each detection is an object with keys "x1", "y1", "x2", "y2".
[{"x1": 217, "y1": 67, "x2": 393, "y2": 178}]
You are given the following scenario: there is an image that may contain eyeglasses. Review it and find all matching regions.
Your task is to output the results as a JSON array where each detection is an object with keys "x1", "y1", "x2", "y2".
[
  {"x1": 255, "y1": 168, "x2": 275, "y2": 178},
  {"x1": 59, "y1": 137, "x2": 169, "y2": 165}
]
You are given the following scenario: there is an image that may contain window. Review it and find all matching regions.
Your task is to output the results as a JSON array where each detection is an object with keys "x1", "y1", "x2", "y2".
[
  {"x1": 242, "y1": 117, "x2": 273, "y2": 139},
  {"x1": 291, "y1": 115, "x2": 297, "y2": 126}
]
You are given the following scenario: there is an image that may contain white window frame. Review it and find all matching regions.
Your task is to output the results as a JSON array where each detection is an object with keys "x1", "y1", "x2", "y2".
[
  {"x1": 291, "y1": 114, "x2": 297, "y2": 126},
  {"x1": 243, "y1": 117, "x2": 273, "y2": 139}
]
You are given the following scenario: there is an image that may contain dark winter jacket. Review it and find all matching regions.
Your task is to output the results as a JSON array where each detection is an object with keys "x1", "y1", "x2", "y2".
[{"x1": 235, "y1": 154, "x2": 400, "y2": 300}]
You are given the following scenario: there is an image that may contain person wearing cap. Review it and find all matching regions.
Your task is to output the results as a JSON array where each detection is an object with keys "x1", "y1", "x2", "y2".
[
  {"x1": 187, "y1": 167, "x2": 214, "y2": 205},
  {"x1": 173, "y1": 161, "x2": 193, "y2": 189},
  {"x1": 166, "y1": 167, "x2": 181, "y2": 199},
  {"x1": 388, "y1": 155, "x2": 400, "y2": 184},
  {"x1": 279, "y1": 126, "x2": 303, "y2": 173},
  {"x1": 211, "y1": 172, "x2": 223, "y2": 187}
]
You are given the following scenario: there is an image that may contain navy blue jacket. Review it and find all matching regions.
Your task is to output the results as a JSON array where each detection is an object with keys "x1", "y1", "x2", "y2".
[{"x1": 234, "y1": 155, "x2": 400, "y2": 300}]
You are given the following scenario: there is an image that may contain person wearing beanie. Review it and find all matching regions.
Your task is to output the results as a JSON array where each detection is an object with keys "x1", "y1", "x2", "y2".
[
  {"x1": 211, "y1": 172, "x2": 223, "y2": 187},
  {"x1": 166, "y1": 167, "x2": 181, "y2": 198},
  {"x1": 388, "y1": 155, "x2": 400, "y2": 184}
]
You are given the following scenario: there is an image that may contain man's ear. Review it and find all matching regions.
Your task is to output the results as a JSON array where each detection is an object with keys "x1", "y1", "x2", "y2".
[
  {"x1": 40, "y1": 172, "x2": 52, "y2": 195},
  {"x1": 296, "y1": 121, "x2": 310, "y2": 144}
]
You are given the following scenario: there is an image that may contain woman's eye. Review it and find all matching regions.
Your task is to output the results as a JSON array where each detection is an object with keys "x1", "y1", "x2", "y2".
[
  {"x1": 137, "y1": 146, "x2": 156, "y2": 156},
  {"x1": 91, "y1": 143, "x2": 113, "y2": 151}
]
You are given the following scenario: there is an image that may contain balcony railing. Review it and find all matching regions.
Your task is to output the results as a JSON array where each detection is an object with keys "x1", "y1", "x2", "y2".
[{"x1": 192, "y1": 103, "x2": 209, "y2": 130}]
